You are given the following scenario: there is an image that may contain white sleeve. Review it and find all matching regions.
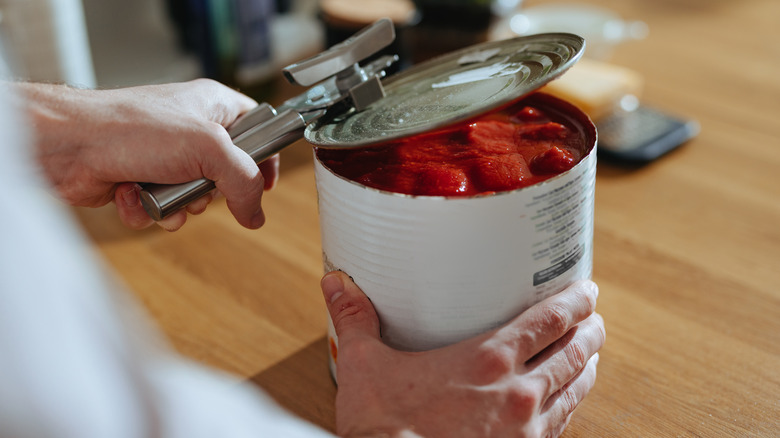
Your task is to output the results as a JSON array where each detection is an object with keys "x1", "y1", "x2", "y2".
[{"x1": 0, "y1": 80, "x2": 334, "y2": 438}]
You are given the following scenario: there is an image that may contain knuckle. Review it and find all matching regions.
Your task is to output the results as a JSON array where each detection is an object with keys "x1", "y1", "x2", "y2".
[
  {"x1": 580, "y1": 283, "x2": 598, "y2": 314},
  {"x1": 333, "y1": 299, "x2": 372, "y2": 331},
  {"x1": 474, "y1": 344, "x2": 517, "y2": 381},
  {"x1": 564, "y1": 341, "x2": 589, "y2": 371},
  {"x1": 200, "y1": 128, "x2": 260, "y2": 185},
  {"x1": 191, "y1": 77, "x2": 219, "y2": 90},
  {"x1": 202, "y1": 121, "x2": 231, "y2": 145},
  {"x1": 542, "y1": 302, "x2": 571, "y2": 336},
  {"x1": 580, "y1": 314, "x2": 606, "y2": 352},
  {"x1": 504, "y1": 385, "x2": 539, "y2": 420},
  {"x1": 189, "y1": 78, "x2": 236, "y2": 118},
  {"x1": 333, "y1": 299, "x2": 360, "y2": 325},
  {"x1": 191, "y1": 122, "x2": 232, "y2": 164}
]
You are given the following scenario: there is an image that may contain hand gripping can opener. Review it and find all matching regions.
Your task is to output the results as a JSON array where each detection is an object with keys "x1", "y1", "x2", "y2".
[{"x1": 139, "y1": 19, "x2": 398, "y2": 221}]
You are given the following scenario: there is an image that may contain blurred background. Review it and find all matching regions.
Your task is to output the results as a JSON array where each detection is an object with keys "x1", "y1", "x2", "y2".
[
  {"x1": 0, "y1": 0, "x2": 645, "y2": 106},
  {"x1": 0, "y1": 0, "x2": 668, "y2": 140}
]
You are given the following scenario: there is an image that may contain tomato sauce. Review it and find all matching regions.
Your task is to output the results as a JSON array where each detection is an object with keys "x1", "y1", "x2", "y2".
[{"x1": 316, "y1": 93, "x2": 589, "y2": 197}]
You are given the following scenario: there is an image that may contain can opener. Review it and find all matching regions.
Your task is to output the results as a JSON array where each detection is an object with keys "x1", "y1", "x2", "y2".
[
  {"x1": 140, "y1": 18, "x2": 398, "y2": 221},
  {"x1": 141, "y1": 23, "x2": 586, "y2": 221}
]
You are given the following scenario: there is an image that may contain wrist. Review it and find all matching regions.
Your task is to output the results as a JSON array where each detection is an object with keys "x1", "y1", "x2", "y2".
[{"x1": 11, "y1": 81, "x2": 106, "y2": 202}]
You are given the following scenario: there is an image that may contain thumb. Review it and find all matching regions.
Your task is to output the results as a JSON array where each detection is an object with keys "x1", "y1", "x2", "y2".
[{"x1": 320, "y1": 271, "x2": 381, "y2": 342}]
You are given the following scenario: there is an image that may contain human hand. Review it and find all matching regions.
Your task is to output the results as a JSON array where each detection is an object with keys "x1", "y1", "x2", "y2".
[
  {"x1": 320, "y1": 271, "x2": 605, "y2": 438},
  {"x1": 16, "y1": 79, "x2": 279, "y2": 231}
]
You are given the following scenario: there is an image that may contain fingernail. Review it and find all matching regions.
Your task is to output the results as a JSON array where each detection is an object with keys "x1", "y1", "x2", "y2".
[
  {"x1": 321, "y1": 273, "x2": 344, "y2": 304},
  {"x1": 121, "y1": 185, "x2": 139, "y2": 207}
]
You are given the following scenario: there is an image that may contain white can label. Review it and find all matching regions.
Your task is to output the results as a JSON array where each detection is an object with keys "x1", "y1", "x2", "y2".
[{"x1": 316, "y1": 148, "x2": 596, "y2": 360}]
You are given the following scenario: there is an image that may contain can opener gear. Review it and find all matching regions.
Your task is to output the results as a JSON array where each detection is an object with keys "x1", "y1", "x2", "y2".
[{"x1": 140, "y1": 18, "x2": 398, "y2": 221}]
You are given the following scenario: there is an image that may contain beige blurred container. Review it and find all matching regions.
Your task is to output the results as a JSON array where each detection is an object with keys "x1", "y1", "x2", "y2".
[{"x1": 315, "y1": 93, "x2": 597, "y2": 379}]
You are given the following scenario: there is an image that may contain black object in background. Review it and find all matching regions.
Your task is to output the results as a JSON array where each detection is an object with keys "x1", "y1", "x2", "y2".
[
  {"x1": 596, "y1": 105, "x2": 700, "y2": 164},
  {"x1": 164, "y1": 0, "x2": 279, "y2": 84},
  {"x1": 409, "y1": 0, "x2": 493, "y2": 63}
]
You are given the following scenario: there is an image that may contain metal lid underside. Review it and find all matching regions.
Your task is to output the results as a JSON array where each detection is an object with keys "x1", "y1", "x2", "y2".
[{"x1": 305, "y1": 32, "x2": 585, "y2": 148}]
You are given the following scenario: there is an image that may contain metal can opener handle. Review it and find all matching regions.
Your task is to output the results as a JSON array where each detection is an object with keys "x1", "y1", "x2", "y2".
[{"x1": 139, "y1": 18, "x2": 396, "y2": 221}]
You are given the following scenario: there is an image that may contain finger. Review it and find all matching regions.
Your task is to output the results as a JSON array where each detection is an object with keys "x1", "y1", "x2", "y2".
[
  {"x1": 528, "y1": 313, "x2": 605, "y2": 399},
  {"x1": 321, "y1": 271, "x2": 381, "y2": 343},
  {"x1": 114, "y1": 183, "x2": 155, "y2": 229},
  {"x1": 199, "y1": 124, "x2": 267, "y2": 229},
  {"x1": 497, "y1": 280, "x2": 599, "y2": 361},
  {"x1": 541, "y1": 353, "x2": 599, "y2": 430},
  {"x1": 185, "y1": 191, "x2": 214, "y2": 215},
  {"x1": 217, "y1": 151, "x2": 266, "y2": 229},
  {"x1": 156, "y1": 210, "x2": 188, "y2": 232},
  {"x1": 259, "y1": 155, "x2": 280, "y2": 191}
]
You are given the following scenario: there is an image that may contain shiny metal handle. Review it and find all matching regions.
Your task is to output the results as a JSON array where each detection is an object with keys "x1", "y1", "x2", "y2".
[
  {"x1": 140, "y1": 110, "x2": 306, "y2": 221},
  {"x1": 228, "y1": 102, "x2": 277, "y2": 137},
  {"x1": 282, "y1": 18, "x2": 395, "y2": 86}
]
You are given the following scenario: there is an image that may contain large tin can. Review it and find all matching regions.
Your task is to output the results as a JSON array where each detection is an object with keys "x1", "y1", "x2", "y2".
[{"x1": 313, "y1": 91, "x2": 597, "y2": 379}]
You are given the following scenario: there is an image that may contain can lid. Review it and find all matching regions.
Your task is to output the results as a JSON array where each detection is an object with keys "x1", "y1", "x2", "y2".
[{"x1": 305, "y1": 32, "x2": 585, "y2": 148}]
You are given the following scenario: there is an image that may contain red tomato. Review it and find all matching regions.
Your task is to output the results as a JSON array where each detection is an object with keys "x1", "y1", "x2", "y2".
[{"x1": 317, "y1": 94, "x2": 586, "y2": 196}]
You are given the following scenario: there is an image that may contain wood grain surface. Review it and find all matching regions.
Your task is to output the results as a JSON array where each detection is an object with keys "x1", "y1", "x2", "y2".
[{"x1": 74, "y1": 0, "x2": 779, "y2": 435}]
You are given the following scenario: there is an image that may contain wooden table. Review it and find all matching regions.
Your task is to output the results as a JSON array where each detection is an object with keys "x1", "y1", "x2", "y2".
[{"x1": 75, "y1": 0, "x2": 779, "y2": 435}]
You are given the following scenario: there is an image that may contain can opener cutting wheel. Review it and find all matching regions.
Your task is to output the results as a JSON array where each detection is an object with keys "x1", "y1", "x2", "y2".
[{"x1": 140, "y1": 18, "x2": 398, "y2": 221}]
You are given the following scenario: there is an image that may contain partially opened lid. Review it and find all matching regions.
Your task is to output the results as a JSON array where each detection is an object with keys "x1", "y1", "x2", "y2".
[{"x1": 305, "y1": 32, "x2": 585, "y2": 148}]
